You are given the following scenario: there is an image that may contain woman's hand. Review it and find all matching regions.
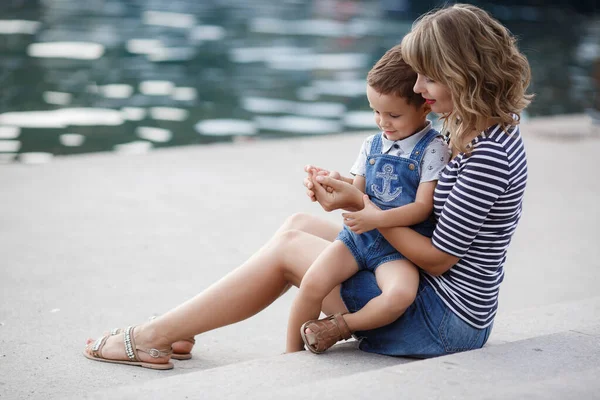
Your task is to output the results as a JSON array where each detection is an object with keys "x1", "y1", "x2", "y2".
[
  {"x1": 303, "y1": 165, "x2": 340, "y2": 202},
  {"x1": 311, "y1": 175, "x2": 364, "y2": 212},
  {"x1": 342, "y1": 195, "x2": 382, "y2": 234}
]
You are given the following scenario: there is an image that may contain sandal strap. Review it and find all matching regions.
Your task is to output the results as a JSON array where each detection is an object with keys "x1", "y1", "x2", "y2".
[
  {"x1": 123, "y1": 326, "x2": 138, "y2": 361},
  {"x1": 91, "y1": 335, "x2": 109, "y2": 358},
  {"x1": 123, "y1": 325, "x2": 173, "y2": 360},
  {"x1": 332, "y1": 313, "x2": 352, "y2": 340}
]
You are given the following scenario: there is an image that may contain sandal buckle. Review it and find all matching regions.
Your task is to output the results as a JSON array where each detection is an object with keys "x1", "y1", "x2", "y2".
[{"x1": 148, "y1": 349, "x2": 161, "y2": 358}]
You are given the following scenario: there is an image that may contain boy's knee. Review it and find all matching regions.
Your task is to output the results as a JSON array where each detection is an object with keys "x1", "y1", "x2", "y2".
[
  {"x1": 298, "y1": 277, "x2": 328, "y2": 301},
  {"x1": 381, "y1": 287, "x2": 417, "y2": 314}
]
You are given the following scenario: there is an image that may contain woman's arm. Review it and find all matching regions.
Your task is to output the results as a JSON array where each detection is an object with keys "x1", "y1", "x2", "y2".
[{"x1": 378, "y1": 226, "x2": 459, "y2": 276}]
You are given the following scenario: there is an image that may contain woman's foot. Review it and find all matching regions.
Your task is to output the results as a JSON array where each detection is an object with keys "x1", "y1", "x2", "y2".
[
  {"x1": 105, "y1": 322, "x2": 196, "y2": 360},
  {"x1": 172, "y1": 337, "x2": 195, "y2": 356},
  {"x1": 84, "y1": 325, "x2": 174, "y2": 369}
]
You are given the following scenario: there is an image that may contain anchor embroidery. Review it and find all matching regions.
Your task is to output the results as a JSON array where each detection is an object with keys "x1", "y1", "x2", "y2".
[{"x1": 371, "y1": 163, "x2": 402, "y2": 202}]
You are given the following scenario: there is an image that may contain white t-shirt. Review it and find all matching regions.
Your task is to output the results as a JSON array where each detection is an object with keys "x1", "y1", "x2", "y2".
[{"x1": 350, "y1": 121, "x2": 451, "y2": 183}]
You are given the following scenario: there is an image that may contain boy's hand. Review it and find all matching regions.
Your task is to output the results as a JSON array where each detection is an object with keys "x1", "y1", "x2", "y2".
[
  {"x1": 342, "y1": 195, "x2": 382, "y2": 234},
  {"x1": 304, "y1": 164, "x2": 340, "y2": 202}
]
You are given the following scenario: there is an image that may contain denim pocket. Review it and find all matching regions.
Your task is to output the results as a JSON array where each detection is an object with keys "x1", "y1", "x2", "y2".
[{"x1": 438, "y1": 308, "x2": 486, "y2": 353}]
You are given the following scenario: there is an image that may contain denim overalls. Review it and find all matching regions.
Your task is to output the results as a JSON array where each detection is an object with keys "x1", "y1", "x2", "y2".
[{"x1": 337, "y1": 129, "x2": 440, "y2": 271}]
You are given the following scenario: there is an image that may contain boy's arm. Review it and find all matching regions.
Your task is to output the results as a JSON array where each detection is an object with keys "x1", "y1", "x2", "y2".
[
  {"x1": 376, "y1": 180, "x2": 436, "y2": 227},
  {"x1": 352, "y1": 175, "x2": 366, "y2": 193},
  {"x1": 341, "y1": 180, "x2": 436, "y2": 234}
]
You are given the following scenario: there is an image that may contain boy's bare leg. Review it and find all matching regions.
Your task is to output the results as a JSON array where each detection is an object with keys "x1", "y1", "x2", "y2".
[
  {"x1": 85, "y1": 229, "x2": 349, "y2": 364},
  {"x1": 343, "y1": 259, "x2": 419, "y2": 332},
  {"x1": 286, "y1": 241, "x2": 359, "y2": 352}
]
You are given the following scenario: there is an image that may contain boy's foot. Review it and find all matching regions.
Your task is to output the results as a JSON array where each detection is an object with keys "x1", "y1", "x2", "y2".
[
  {"x1": 84, "y1": 325, "x2": 174, "y2": 369},
  {"x1": 300, "y1": 313, "x2": 352, "y2": 354}
]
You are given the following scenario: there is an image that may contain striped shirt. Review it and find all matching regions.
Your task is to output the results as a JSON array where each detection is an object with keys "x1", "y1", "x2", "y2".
[{"x1": 424, "y1": 124, "x2": 528, "y2": 328}]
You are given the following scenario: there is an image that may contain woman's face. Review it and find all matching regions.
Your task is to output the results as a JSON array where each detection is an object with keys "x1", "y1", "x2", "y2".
[{"x1": 413, "y1": 74, "x2": 453, "y2": 114}]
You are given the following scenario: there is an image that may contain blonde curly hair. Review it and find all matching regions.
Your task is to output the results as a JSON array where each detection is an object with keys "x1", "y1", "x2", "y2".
[{"x1": 401, "y1": 4, "x2": 533, "y2": 154}]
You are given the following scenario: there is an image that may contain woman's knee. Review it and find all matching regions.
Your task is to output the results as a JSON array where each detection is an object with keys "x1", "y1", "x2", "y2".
[{"x1": 282, "y1": 213, "x2": 315, "y2": 232}]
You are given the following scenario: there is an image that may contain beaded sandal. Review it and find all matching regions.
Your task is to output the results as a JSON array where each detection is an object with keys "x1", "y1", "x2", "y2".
[
  {"x1": 84, "y1": 326, "x2": 174, "y2": 370},
  {"x1": 300, "y1": 313, "x2": 352, "y2": 354},
  {"x1": 109, "y1": 326, "x2": 195, "y2": 360}
]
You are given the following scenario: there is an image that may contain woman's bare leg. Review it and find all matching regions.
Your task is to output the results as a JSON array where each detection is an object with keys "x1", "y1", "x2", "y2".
[
  {"x1": 85, "y1": 224, "x2": 348, "y2": 364},
  {"x1": 170, "y1": 212, "x2": 341, "y2": 355}
]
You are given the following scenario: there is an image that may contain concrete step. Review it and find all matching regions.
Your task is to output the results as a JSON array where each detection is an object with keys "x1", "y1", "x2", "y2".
[
  {"x1": 85, "y1": 296, "x2": 600, "y2": 399},
  {"x1": 262, "y1": 324, "x2": 600, "y2": 400}
]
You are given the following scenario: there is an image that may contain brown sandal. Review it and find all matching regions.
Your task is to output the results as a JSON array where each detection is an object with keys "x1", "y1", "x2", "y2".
[
  {"x1": 84, "y1": 326, "x2": 174, "y2": 370},
  {"x1": 300, "y1": 313, "x2": 352, "y2": 354}
]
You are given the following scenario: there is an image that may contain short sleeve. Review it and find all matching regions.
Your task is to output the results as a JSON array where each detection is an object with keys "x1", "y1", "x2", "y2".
[
  {"x1": 431, "y1": 143, "x2": 510, "y2": 258},
  {"x1": 349, "y1": 135, "x2": 373, "y2": 176},
  {"x1": 420, "y1": 136, "x2": 451, "y2": 183}
]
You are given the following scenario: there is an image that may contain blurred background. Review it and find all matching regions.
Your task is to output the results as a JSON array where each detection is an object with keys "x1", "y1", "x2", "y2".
[{"x1": 0, "y1": 0, "x2": 598, "y2": 164}]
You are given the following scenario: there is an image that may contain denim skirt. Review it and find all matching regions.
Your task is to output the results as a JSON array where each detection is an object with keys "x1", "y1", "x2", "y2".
[{"x1": 340, "y1": 271, "x2": 493, "y2": 358}]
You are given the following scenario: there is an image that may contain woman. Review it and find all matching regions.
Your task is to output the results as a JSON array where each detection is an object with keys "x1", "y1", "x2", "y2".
[{"x1": 84, "y1": 3, "x2": 532, "y2": 369}]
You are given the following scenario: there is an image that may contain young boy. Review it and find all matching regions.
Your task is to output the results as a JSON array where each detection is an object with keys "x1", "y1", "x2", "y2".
[{"x1": 286, "y1": 44, "x2": 450, "y2": 353}]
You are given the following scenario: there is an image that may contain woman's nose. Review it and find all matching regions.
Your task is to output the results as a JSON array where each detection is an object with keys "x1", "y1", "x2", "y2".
[{"x1": 413, "y1": 75, "x2": 424, "y2": 94}]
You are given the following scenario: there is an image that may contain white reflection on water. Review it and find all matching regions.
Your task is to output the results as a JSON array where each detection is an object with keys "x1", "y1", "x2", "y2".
[
  {"x1": 242, "y1": 97, "x2": 346, "y2": 118},
  {"x1": 150, "y1": 107, "x2": 188, "y2": 121},
  {"x1": 139, "y1": 81, "x2": 175, "y2": 96},
  {"x1": 142, "y1": 11, "x2": 196, "y2": 29},
  {"x1": 0, "y1": 140, "x2": 21, "y2": 152},
  {"x1": 114, "y1": 141, "x2": 152, "y2": 154},
  {"x1": 250, "y1": 18, "x2": 372, "y2": 38},
  {"x1": 189, "y1": 25, "x2": 226, "y2": 42},
  {"x1": 0, "y1": 109, "x2": 124, "y2": 128},
  {"x1": 19, "y1": 152, "x2": 53, "y2": 164},
  {"x1": 59, "y1": 133, "x2": 85, "y2": 147},
  {"x1": 43, "y1": 91, "x2": 72, "y2": 105},
  {"x1": 344, "y1": 111, "x2": 376, "y2": 129},
  {"x1": 136, "y1": 127, "x2": 172, "y2": 143},
  {"x1": 254, "y1": 116, "x2": 341, "y2": 134},
  {"x1": 121, "y1": 107, "x2": 147, "y2": 121},
  {"x1": 27, "y1": 42, "x2": 105, "y2": 60},
  {"x1": 267, "y1": 53, "x2": 368, "y2": 71},
  {"x1": 100, "y1": 84, "x2": 134, "y2": 99},
  {"x1": 0, "y1": 20, "x2": 41, "y2": 35},
  {"x1": 195, "y1": 120, "x2": 257, "y2": 136},
  {"x1": 0, "y1": 126, "x2": 20, "y2": 139},
  {"x1": 172, "y1": 87, "x2": 198, "y2": 102}
]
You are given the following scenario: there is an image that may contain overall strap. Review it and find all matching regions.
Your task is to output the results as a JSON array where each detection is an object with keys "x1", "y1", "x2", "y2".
[
  {"x1": 409, "y1": 129, "x2": 441, "y2": 163},
  {"x1": 369, "y1": 133, "x2": 384, "y2": 155}
]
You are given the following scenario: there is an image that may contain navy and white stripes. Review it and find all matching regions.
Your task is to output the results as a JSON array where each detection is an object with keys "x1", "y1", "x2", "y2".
[{"x1": 424, "y1": 124, "x2": 528, "y2": 328}]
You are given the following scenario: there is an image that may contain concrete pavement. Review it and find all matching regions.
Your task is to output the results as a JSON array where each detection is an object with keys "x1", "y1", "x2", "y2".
[{"x1": 1, "y1": 114, "x2": 599, "y2": 399}]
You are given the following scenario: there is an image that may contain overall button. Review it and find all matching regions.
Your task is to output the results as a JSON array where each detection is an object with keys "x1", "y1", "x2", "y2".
[
  {"x1": 409, "y1": 164, "x2": 415, "y2": 170},
  {"x1": 415, "y1": 150, "x2": 420, "y2": 155},
  {"x1": 369, "y1": 159, "x2": 375, "y2": 165}
]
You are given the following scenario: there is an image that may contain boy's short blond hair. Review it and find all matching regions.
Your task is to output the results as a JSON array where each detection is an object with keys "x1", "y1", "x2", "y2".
[{"x1": 367, "y1": 44, "x2": 425, "y2": 109}]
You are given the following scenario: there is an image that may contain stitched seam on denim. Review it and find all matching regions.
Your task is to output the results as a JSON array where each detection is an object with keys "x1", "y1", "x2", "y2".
[
  {"x1": 364, "y1": 233, "x2": 382, "y2": 262},
  {"x1": 439, "y1": 309, "x2": 483, "y2": 353},
  {"x1": 337, "y1": 237, "x2": 365, "y2": 271},
  {"x1": 371, "y1": 254, "x2": 405, "y2": 271}
]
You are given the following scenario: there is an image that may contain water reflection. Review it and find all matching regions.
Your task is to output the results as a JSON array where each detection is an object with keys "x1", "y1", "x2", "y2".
[{"x1": 0, "y1": 0, "x2": 598, "y2": 163}]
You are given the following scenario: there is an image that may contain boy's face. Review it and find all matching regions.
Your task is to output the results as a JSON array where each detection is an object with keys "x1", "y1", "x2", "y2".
[{"x1": 367, "y1": 85, "x2": 429, "y2": 141}]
